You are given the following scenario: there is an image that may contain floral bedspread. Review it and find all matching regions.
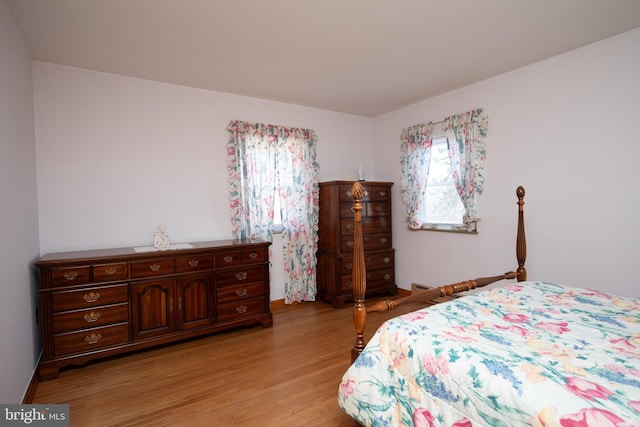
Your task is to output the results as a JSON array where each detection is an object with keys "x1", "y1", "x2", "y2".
[{"x1": 338, "y1": 281, "x2": 640, "y2": 426}]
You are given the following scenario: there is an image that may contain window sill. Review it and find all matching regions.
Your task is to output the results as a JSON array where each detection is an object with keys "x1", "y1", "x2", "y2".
[{"x1": 417, "y1": 224, "x2": 478, "y2": 234}]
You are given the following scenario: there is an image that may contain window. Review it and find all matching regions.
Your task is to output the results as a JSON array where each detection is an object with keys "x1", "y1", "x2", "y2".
[
  {"x1": 400, "y1": 109, "x2": 488, "y2": 233},
  {"x1": 421, "y1": 136, "x2": 465, "y2": 227},
  {"x1": 226, "y1": 120, "x2": 320, "y2": 303}
]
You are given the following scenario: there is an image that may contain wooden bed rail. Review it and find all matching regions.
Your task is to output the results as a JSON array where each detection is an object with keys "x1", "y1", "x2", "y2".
[
  {"x1": 350, "y1": 183, "x2": 527, "y2": 362},
  {"x1": 366, "y1": 272, "x2": 518, "y2": 313}
]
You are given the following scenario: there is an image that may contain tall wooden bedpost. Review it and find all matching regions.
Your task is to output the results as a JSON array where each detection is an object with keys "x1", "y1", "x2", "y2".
[
  {"x1": 351, "y1": 181, "x2": 366, "y2": 362},
  {"x1": 516, "y1": 186, "x2": 527, "y2": 281}
]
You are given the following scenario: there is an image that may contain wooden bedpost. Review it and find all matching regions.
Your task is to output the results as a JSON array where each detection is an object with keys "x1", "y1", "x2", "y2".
[
  {"x1": 349, "y1": 185, "x2": 528, "y2": 357},
  {"x1": 516, "y1": 186, "x2": 527, "y2": 282},
  {"x1": 351, "y1": 182, "x2": 367, "y2": 362}
]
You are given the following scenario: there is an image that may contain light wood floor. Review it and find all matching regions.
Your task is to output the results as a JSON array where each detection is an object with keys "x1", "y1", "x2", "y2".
[{"x1": 32, "y1": 297, "x2": 425, "y2": 427}]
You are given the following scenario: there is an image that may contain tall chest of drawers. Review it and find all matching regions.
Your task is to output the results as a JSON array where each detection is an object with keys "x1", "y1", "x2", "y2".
[
  {"x1": 35, "y1": 239, "x2": 271, "y2": 380},
  {"x1": 317, "y1": 181, "x2": 397, "y2": 307}
]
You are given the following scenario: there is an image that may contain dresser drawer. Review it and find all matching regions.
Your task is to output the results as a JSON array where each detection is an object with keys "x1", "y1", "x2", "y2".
[
  {"x1": 175, "y1": 254, "x2": 213, "y2": 273},
  {"x1": 92, "y1": 262, "x2": 129, "y2": 282},
  {"x1": 51, "y1": 284, "x2": 128, "y2": 312},
  {"x1": 130, "y1": 258, "x2": 174, "y2": 278},
  {"x1": 53, "y1": 303, "x2": 129, "y2": 333},
  {"x1": 217, "y1": 282, "x2": 265, "y2": 304},
  {"x1": 241, "y1": 247, "x2": 268, "y2": 264},
  {"x1": 214, "y1": 251, "x2": 241, "y2": 267},
  {"x1": 51, "y1": 266, "x2": 91, "y2": 287},
  {"x1": 54, "y1": 323, "x2": 129, "y2": 357},
  {"x1": 216, "y1": 297, "x2": 266, "y2": 322},
  {"x1": 216, "y1": 266, "x2": 266, "y2": 287}
]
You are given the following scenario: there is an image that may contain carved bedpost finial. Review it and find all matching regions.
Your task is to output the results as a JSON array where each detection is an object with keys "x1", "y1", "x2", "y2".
[
  {"x1": 351, "y1": 181, "x2": 367, "y2": 362},
  {"x1": 516, "y1": 186, "x2": 527, "y2": 281}
]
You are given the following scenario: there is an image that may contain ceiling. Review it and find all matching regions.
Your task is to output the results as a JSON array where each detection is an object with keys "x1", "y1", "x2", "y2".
[{"x1": 6, "y1": 0, "x2": 640, "y2": 117}]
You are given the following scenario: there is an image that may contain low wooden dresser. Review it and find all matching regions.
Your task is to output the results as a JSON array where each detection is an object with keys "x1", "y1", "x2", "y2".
[
  {"x1": 317, "y1": 181, "x2": 397, "y2": 307},
  {"x1": 35, "y1": 239, "x2": 272, "y2": 380}
]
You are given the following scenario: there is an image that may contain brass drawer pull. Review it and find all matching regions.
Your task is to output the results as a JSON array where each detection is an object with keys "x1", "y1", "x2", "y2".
[
  {"x1": 64, "y1": 272, "x2": 78, "y2": 280},
  {"x1": 379, "y1": 237, "x2": 387, "y2": 244},
  {"x1": 236, "y1": 271, "x2": 247, "y2": 280},
  {"x1": 345, "y1": 224, "x2": 354, "y2": 231},
  {"x1": 236, "y1": 305, "x2": 248, "y2": 314},
  {"x1": 384, "y1": 274, "x2": 391, "y2": 281},
  {"x1": 224, "y1": 256, "x2": 234, "y2": 263},
  {"x1": 104, "y1": 268, "x2": 117, "y2": 275},
  {"x1": 384, "y1": 257, "x2": 390, "y2": 263},
  {"x1": 83, "y1": 312, "x2": 100, "y2": 323},
  {"x1": 249, "y1": 252, "x2": 258, "y2": 259},
  {"x1": 375, "y1": 206, "x2": 383, "y2": 212},
  {"x1": 346, "y1": 240, "x2": 354, "y2": 248},
  {"x1": 188, "y1": 259, "x2": 199, "y2": 267},
  {"x1": 84, "y1": 333, "x2": 102, "y2": 345},
  {"x1": 83, "y1": 292, "x2": 100, "y2": 303},
  {"x1": 379, "y1": 191, "x2": 386, "y2": 197},
  {"x1": 345, "y1": 190, "x2": 352, "y2": 197},
  {"x1": 149, "y1": 264, "x2": 161, "y2": 272},
  {"x1": 236, "y1": 288, "x2": 248, "y2": 297},
  {"x1": 345, "y1": 263, "x2": 353, "y2": 270}
]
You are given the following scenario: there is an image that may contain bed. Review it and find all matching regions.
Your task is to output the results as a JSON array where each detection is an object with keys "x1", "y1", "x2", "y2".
[{"x1": 338, "y1": 184, "x2": 640, "y2": 426}]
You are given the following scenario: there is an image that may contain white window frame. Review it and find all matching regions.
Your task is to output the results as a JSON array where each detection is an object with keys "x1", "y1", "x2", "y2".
[{"x1": 419, "y1": 135, "x2": 472, "y2": 233}]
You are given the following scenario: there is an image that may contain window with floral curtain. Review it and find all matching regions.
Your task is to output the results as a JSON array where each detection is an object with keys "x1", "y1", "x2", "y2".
[
  {"x1": 226, "y1": 120, "x2": 320, "y2": 303},
  {"x1": 400, "y1": 109, "x2": 488, "y2": 232}
]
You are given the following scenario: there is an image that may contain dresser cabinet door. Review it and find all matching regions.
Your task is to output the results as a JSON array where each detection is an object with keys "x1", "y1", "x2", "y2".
[
  {"x1": 175, "y1": 273, "x2": 214, "y2": 330},
  {"x1": 131, "y1": 279, "x2": 175, "y2": 340}
]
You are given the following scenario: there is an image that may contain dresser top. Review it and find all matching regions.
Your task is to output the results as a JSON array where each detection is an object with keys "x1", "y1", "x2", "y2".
[
  {"x1": 35, "y1": 239, "x2": 270, "y2": 266},
  {"x1": 320, "y1": 180, "x2": 393, "y2": 186}
]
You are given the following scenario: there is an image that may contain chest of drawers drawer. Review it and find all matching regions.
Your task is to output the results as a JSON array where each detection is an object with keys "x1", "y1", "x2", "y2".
[
  {"x1": 340, "y1": 233, "x2": 391, "y2": 252},
  {"x1": 341, "y1": 217, "x2": 390, "y2": 235},
  {"x1": 51, "y1": 284, "x2": 128, "y2": 312},
  {"x1": 340, "y1": 251, "x2": 394, "y2": 274}
]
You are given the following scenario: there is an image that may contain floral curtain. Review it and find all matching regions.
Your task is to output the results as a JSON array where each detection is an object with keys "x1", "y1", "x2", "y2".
[
  {"x1": 226, "y1": 120, "x2": 320, "y2": 303},
  {"x1": 400, "y1": 123, "x2": 434, "y2": 229},
  {"x1": 443, "y1": 108, "x2": 488, "y2": 232}
]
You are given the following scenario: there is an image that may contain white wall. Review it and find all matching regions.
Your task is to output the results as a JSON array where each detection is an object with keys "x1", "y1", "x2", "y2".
[
  {"x1": 0, "y1": 1, "x2": 40, "y2": 402},
  {"x1": 33, "y1": 62, "x2": 373, "y2": 300},
  {"x1": 373, "y1": 28, "x2": 640, "y2": 297}
]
